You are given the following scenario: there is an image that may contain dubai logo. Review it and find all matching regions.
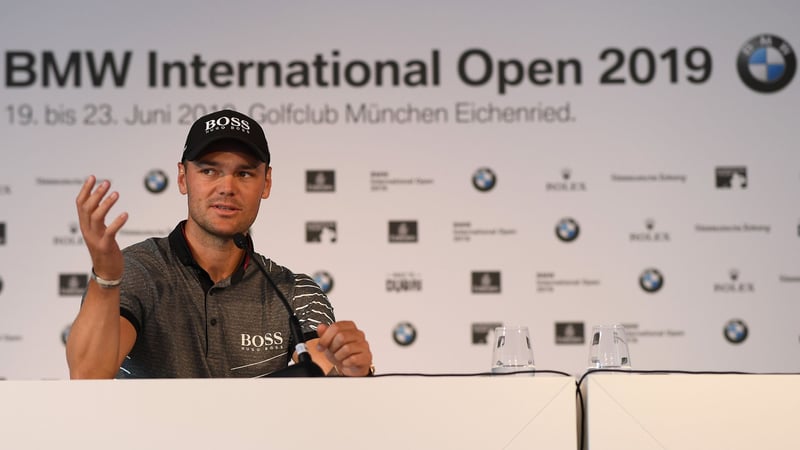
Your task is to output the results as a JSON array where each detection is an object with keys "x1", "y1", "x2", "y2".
[
  {"x1": 639, "y1": 268, "x2": 664, "y2": 293},
  {"x1": 555, "y1": 217, "x2": 580, "y2": 242},
  {"x1": 144, "y1": 169, "x2": 169, "y2": 194},
  {"x1": 393, "y1": 322, "x2": 417, "y2": 346},
  {"x1": 472, "y1": 167, "x2": 497, "y2": 192},
  {"x1": 386, "y1": 272, "x2": 423, "y2": 293},
  {"x1": 737, "y1": 34, "x2": 795, "y2": 93}
]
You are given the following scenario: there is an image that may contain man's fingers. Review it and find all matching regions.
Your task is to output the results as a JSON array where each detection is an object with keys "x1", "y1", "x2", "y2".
[
  {"x1": 315, "y1": 321, "x2": 372, "y2": 376},
  {"x1": 76, "y1": 176, "x2": 97, "y2": 230},
  {"x1": 76, "y1": 175, "x2": 96, "y2": 205},
  {"x1": 335, "y1": 347, "x2": 373, "y2": 377},
  {"x1": 79, "y1": 179, "x2": 112, "y2": 232},
  {"x1": 90, "y1": 190, "x2": 119, "y2": 228},
  {"x1": 331, "y1": 342, "x2": 369, "y2": 363},
  {"x1": 319, "y1": 323, "x2": 363, "y2": 353},
  {"x1": 106, "y1": 212, "x2": 129, "y2": 238},
  {"x1": 87, "y1": 179, "x2": 111, "y2": 210},
  {"x1": 315, "y1": 322, "x2": 339, "y2": 350}
]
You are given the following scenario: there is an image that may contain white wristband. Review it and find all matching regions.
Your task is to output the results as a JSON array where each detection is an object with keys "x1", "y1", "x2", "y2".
[{"x1": 91, "y1": 268, "x2": 122, "y2": 289}]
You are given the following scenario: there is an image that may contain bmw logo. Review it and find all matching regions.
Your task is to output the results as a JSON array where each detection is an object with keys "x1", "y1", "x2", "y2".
[
  {"x1": 724, "y1": 319, "x2": 748, "y2": 344},
  {"x1": 393, "y1": 322, "x2": 417, "y2": 346},
  {"x1": 144, "y1": 169, "x2": 169, "y2": 194},
  {"x1": 737, "y1": 34, "x2": 796, "y2": 93},
  {"x1": 472, "y1": 167, "x2": 497, "y2": 192},
  {"x1": 555, "y1": 217, "x2": 580, "y2": 242},
  {"x1": 313, "y1": 271, "x2": 334, "y2": 294},
  {"x1": 639, "y1": 268, "x2": 664, "y2": 293}
]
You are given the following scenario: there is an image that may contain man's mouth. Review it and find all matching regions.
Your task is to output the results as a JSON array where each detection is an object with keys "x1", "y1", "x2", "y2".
[{"x1": 212, "y1": 204, "x2": 239, "y2": 211}]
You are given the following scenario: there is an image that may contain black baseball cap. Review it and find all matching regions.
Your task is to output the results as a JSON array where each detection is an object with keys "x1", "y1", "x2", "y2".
[{"x1": 182, "y1": 109, "x2": 270, "y2": 164}]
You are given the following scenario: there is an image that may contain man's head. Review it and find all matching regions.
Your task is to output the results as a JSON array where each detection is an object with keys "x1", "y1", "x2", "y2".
[
  {"x1": 178, "y1": 109, "x2": 272, "y2": 242},
  {"x1": 182, "y1": 109, "x2": 269, "y2": 165}
]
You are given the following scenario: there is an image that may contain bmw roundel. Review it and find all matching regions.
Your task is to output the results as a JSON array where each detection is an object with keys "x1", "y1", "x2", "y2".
[
  {"x1": 393, "y1": 322, "x2": 417, "y2": 346},
  {"x1": 472, "y1": 167, "x2": 497, "y2": 192},
  {"x1": 555, "y1": 217, "x2": 580, "y2": 242},
  {"x1": 639, "y1": 268, "x2": 664, "y2": 293},
  {"x1": 724, "y1": 319, "x2": 748, "y2": 344},
  {"x1": 313, "y1": 271, "x2": 334, "y2": 294},
  {"x1": 737, "y1": 34, "x2": 796, "y2": 93},
  {"x1": 144, "y1": 169, "x2": 169, "y2": 194}
]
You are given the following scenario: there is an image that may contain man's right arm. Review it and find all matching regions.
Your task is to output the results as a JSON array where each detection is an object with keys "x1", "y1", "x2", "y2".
[
  {"x1": 65, "y1": 283, "x2": 137, "y2": 379},
  {"x1": 66, "y1": 175, "x2": 133, "y2": 379}
]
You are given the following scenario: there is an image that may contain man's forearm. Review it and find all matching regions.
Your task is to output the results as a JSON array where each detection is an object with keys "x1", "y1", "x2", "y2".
[{"x1": 65, "y1": 284, "x2": 123, "y2": 379}]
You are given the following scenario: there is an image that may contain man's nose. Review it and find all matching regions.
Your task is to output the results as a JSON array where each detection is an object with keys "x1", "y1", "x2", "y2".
[{"x1": 217, "y1": 174, "x2": 236, "y2": 195}]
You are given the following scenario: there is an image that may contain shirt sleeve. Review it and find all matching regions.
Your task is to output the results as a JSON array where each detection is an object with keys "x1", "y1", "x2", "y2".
[
  {"x1": 291, "y1": 273, "x2": 335, "y2": 340},
  {"x1": 117, "y1": 254, "x2": 155, "y2": 335}
]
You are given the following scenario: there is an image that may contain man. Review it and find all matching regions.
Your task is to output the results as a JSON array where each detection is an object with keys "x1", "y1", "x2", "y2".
[{"x1": 66, "y1": 109, "x2": 373, "y2": 378}]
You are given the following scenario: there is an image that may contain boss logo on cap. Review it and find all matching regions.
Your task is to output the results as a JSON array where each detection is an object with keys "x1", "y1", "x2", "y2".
[{"x1": 205, "y1": 116, "x2": 251, "y2": 134}]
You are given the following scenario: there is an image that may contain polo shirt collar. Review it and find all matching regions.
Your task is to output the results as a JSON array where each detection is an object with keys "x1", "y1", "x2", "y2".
[{"x1": 168, "y1": 220, "x2": 251, "y2": 286}]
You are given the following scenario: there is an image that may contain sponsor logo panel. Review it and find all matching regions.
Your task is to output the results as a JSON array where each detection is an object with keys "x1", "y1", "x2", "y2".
[
  {"x1": 306, "y1": 170, "x2": 335, "y2": 192},
  {"x1": 472, "y1": 322, "x2": 503, "y2": 345},
  {"x1": 306, "y1": 221, "x2": 337, "y2": 243},
  {"x1": 59, "y1": 273, "x2": 88, "y2": 296},
  {"x1": 555, "y1": 322, "x2": 585, "y2": 345},
  {"x1": 388, "y1": 220, "x2": 418, "y2": 243},
  {"x1": 471, "y1": 271, "x2": 501, "y2": 294}
]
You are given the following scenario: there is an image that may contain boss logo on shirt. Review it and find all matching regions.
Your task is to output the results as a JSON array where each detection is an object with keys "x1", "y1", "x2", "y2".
[{"x1": 240, "y1": 332, "x2": 285, "y2": 351}]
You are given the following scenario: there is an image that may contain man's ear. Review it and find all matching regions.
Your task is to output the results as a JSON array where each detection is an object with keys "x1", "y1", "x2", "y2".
[
  {"x1": 177, "y1": 162, "x2": 188, "y2": 195},
  {"x1": 262, "y1": 166, "x2": 272, "y2": 199}
]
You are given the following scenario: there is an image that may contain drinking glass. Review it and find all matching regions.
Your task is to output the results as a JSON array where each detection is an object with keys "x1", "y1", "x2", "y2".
[
  {"x1": 491, "y1": 326, "x2": 535, "y2": 373},
  {"x1": 588, "y1": 324, "x2": 631, "y2": 369}
]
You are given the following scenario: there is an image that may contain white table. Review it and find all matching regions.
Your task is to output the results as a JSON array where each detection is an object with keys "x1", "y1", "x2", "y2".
[
  {"x1": 584, "y1": 373, "x2": 800, "y2": 450},
  {"x1": 0, "y1": 375, "x2": 577, "y2": 450}
]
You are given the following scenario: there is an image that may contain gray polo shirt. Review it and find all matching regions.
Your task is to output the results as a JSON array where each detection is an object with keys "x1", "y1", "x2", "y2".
[{"x1": 116, "y1": 222, "x2": 335, "y2": 378}]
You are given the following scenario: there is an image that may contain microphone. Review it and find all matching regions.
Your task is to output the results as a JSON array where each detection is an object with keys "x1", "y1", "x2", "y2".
[{"x1": 233, "y1": 233, "x2": 324, "y2": 377}]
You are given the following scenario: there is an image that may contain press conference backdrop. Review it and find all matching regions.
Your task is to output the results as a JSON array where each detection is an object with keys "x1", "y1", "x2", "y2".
[{"x1": 1, "y1": 1, "x2": 798, "y2": 379}]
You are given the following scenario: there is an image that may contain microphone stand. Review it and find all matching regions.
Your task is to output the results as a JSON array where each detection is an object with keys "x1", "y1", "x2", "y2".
[{"x1": 234, "y1": 233, "x2": 325, "y2": 378}]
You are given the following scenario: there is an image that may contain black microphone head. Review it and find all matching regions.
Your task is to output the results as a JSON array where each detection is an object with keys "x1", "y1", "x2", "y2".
[{"x1": 232, "y1": 233, "x2": 248, "y2": 250}]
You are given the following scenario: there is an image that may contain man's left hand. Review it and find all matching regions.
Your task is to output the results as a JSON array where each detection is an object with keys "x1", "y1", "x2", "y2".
[{"x1": 314, "y1": 321, "x2": 373, "y2": 377}]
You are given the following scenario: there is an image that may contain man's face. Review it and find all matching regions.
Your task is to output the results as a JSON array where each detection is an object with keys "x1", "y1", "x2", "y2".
[{"x1": 178, "y1": 147, "x2": 271, "y2": 240}]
